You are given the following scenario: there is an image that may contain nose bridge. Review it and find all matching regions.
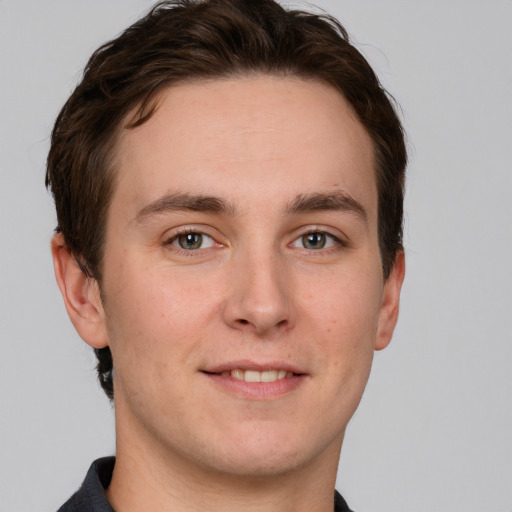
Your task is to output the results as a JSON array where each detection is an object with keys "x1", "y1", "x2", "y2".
[{"x1": 223, "y1": 239, "x2": 294, "y2": 334}]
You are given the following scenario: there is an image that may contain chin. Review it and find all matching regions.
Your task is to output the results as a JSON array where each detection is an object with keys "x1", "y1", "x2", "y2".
[
  {"x1": 208, "y1": 449, "x2": 306, "y2": 479},
  {"x1": 198, "y1": 428, "x2": 339, "y2": 479}
]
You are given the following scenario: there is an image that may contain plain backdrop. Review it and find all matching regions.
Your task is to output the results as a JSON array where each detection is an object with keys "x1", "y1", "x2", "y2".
[{"x1": 1, "y1": 1, "x2": 511, "y2": 511}]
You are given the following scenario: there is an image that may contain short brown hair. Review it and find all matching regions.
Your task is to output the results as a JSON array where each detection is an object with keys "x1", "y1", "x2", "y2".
[{"x1": 46, "y1": 0, "x2": 407, "y2": 399}]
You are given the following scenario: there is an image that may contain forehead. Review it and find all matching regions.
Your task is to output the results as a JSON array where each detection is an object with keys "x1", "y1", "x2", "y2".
[{"x1": 112, "y1": 76, "x2": 377, "y2": 221}]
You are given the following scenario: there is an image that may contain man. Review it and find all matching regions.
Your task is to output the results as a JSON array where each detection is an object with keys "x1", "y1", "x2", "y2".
[{"x1": 47, "y1": 0, "x2": 406, "y2": 510}]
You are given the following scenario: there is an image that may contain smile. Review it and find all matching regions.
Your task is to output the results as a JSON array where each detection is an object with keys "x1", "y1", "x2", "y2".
[
  {"x1": 221, "y1": 369, "x2": 294, "y2": 382},
  {"x1": 201, "y1": 362, "x2": 306, "y2": 399}
]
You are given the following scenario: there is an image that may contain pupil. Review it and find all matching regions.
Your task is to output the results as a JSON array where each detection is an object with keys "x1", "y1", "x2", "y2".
[
  {"x1": 179, "y1": 233, "x2": 202, "y2": 250},
  {"x1": 304, "y1": 232, "x2": 325, "y2": 249}
]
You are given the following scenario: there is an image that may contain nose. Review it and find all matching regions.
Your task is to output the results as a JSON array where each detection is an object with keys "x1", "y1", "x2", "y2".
[{"x1": 222, "y1": 249, "x2": 296, "y2": 336}]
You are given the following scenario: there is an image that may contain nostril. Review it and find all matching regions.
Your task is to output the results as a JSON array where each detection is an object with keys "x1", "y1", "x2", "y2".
[{"x1": 239, "y1": 319, "x2": 249, "y2": 325}]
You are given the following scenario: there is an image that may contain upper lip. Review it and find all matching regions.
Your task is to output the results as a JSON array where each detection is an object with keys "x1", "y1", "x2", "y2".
[{"x1": 202, "y1": 360, "x2": 306, "y2": 375}]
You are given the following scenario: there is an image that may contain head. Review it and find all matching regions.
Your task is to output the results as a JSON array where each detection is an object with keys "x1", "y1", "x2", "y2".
[{"x1": 47, "y1": 0, "x2": 406, "y2": 469}]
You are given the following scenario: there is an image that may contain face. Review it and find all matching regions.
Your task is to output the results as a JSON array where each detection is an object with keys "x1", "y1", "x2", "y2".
[{"x1": 95, "y1": 76, "x2": 403, "y2": 478}]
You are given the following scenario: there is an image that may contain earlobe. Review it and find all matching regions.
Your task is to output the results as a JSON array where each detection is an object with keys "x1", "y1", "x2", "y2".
[
  {"x1": 51, "y1": 233, "x2": 109, "y2": 349},
  {"x1": 375, "y1": 250, "x2": 405, "y2": 351}
]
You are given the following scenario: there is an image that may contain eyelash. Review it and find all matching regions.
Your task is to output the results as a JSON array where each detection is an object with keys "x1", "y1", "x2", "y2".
[
  {"x1": 162, "y1": 227, "x2": 347, "y2": 256},
  {"x1": 290, "y1": 229, "x2": 347, "y2": 252},
  {"x1": 161, "y1": 228, "x2": 215, "y2": 254}
]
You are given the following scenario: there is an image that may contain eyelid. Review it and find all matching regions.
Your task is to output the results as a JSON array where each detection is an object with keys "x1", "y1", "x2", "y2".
[
  {"x1": 171, "y1": 232, "x2": 215, "y2": 250},
  {"x1": 162, "y1": 225, "x2": 218, "y2": 240},
  {"x1": 289, "y1": 227, "x2": 349, "y2": 250},
  {"x1": 161, "y1": 225, "x2": 224, "y2": 252}
]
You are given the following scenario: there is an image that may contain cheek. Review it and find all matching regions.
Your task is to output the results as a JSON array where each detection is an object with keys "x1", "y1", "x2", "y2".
[
  {"x1": 317, "y1": 295, "x2": 377, "y2": 382},
  {"x1": 301, "y1": 261, "x2": 383, "y2": 389},
  {"x1": 102, "y1": 261, "x2": 211, "y2": 388},
  {"x1": 106, "y1": 256, "x2": 212, "y2": 330},
  {"x1": 304, "y1": 262, "x2": 383, "y2": 339},
  {"x1": 316, "y1": 293, "x2": 379, "y2": 422}
]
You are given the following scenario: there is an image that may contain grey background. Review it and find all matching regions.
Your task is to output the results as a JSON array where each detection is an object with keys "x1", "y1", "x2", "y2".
[{"x1": 1, "y1": 1, "x2": 511, "y2": 511}]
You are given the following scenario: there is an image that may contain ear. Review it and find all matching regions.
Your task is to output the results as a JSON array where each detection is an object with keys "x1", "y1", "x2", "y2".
[
  {"x1": 375, "y1": 250, "x2": 405, "y2": 351},
  {"x1": 51, "y1": 233, "x2": 109, "y2": 349}
]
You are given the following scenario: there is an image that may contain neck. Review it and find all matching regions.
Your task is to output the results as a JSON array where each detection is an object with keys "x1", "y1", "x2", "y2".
[{"x1": 106, "y1": 404, "x2": 343, "y2": 512}]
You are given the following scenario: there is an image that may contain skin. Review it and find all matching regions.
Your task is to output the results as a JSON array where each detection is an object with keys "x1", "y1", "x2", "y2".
[{"x1": 52, "y1": 76, "x2": 405, "y2": 512}]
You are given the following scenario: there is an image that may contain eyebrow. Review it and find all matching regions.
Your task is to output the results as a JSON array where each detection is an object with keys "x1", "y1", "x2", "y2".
[
  {"x1": 134, "y1": 190, "x2": 367, "y2": 224},
  {"x1": 286, "y1": 192, "x2": 368, "y2": 223},
  {"x1": 134, "y1": 193, "x2": 237, "y2": 224}
]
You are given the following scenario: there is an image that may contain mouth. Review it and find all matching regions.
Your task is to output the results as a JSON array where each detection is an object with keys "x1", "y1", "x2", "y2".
[
  {"x1": 200, "y1": 362, "x2": 306, "y2": 399},
  {"x1": 204, "y1": 368, "x2": 297, "y2": 383}
]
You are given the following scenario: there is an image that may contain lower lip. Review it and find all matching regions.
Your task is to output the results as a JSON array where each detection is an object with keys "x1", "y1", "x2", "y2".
[{"x1": 202, "y1": 373, "x2": 306, "y2": 399}]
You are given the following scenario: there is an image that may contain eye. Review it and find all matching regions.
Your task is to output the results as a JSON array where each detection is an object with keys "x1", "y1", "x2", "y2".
[
  {"x1": 170, "y1": 232, "x2": 215, "y2": 251},
  {"x1": 291, "y1": 231, "x2": 340, "y2": 250}
]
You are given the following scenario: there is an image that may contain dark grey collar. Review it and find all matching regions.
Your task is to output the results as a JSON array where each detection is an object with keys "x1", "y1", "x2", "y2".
[{"x1": 57, "y1": 457, "x2": 115, "y2": 512}]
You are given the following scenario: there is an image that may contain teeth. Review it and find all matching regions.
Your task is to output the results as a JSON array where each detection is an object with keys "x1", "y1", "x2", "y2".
[
  {"x1": 261, "y1": 370, "x2": 278, "y2": 382},
  {"x1": 231, "y1": 369, "x2": 244, "y2": 381},
  {"x1": 245, "y1": 370, "x2": 261, "y2": 382},
  {"x1": 225, "y1": 369, "x2": 294, "y2": 382}
]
